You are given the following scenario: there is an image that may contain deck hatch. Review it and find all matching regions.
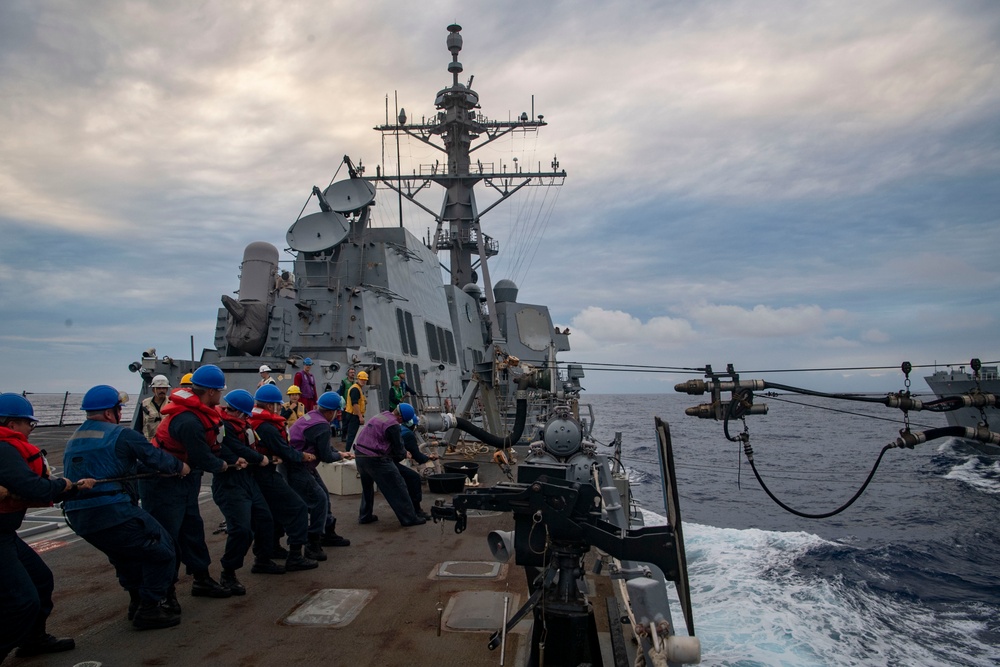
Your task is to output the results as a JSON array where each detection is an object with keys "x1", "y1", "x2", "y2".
[
  {"x1": 435, "y1": 560, "x2": 503, "y2": 579},
  {"x1": 281, "y1": 588, "x2": 374, "y2": 627},
  {"x1": 442, "y1": 591, "x2": 521, "y2": 632}
]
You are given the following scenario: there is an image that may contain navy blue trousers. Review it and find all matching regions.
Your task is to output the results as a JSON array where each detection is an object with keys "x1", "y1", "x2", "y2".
[
  {"x1": 286, "y1": 466, "x2": 328, "y2": 537},
  {"x1": 251, "y1": 466, "x2": 309, "y2": 546},
  {"x1": 396, "y1": 462, "x2": 423, "y2": 509},
  {"x1": 356, "y1": 455, "x2": 419, "y2": 525},
  {"x1": 211, "y1": 471, "x2": 274, "y2": 570},
  {"x1": 78, "y1": 514, "x2": 176, "y2": 604},
  {"x1": 139, "y1": 472, "x2": 212, "y2": 577},
  {"x1": 0, "y1": 531, "x2": 53, "y2": 660}
]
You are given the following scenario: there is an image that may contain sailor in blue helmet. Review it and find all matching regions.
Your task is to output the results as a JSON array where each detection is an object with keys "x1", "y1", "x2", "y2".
[
  {"x1": 0, "y1": 393, "x2": 96, "y2": 660},
  {"x1": 63, "y1": 385, "x2": 190, "y2": 630},
  {"x1": 138, "y1": 364, "x2": 234, "y2": 605},
  {"x1": 247, "y1": 384, "x2": 317, "y2": 572},
  {"x1": 353, "y1": 403, "x2": 426, "y2": 527},
  {"x1": 211, "y1": 389, "x2": 282, "y2": 593},
  {"x1": 288, "y1": 391, "x2": 354, "y2": 559}
]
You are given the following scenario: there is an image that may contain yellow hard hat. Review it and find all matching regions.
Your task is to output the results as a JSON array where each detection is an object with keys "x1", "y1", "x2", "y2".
[
  {"x1": 180, "y1": 372, "x2": 194, "y2": 385},
  {"x1": 357, "y1": 371, "x2": 369, "y2": 381},
  {"x1": 287, "y1": 385, "x2": 301, "y2": 395}
]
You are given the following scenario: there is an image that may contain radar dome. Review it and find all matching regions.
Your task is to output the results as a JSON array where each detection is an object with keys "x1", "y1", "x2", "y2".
[
  {"x1": 493, "y1": 279, "x2": 519, "y2": 303},
  {"x1": 462, "y1": 283, "x2": 483, "y2": 300}
]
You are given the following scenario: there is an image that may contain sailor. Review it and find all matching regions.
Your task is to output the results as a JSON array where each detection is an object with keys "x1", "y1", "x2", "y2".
[
  {"x1": 212, "y1": 390, "x2": 281, "y2": 593},
  {"x1": 0, "y1": 393, "x2": 96, "y2": 660},
  {"x1": 287, "y1": 392, "x2": 353, "y2": 560},
  {"x1": 248, "y1": 385, "x2": 318, "y2": 572},
  {"x1": 353, "y1": 403, "x2": 425, "y2": 527},
  {"x1": 139, "y1": 364, "x2": 233, "y2": 602},
  {"x1": 343, "y1": 370, "x2": 368, "y2": 450},
  {"x1": 257, "y1": 365, "x2": 277, "y2": 389},
  {"x1": 179, "y1": 372, "x2": 194, "y2": 389},
  {"x1": 63, "y1": 385, "x2": 188, "y2": 630},
  {"x1": 395, "y1": 370, "x2": 418, "y2": 406},
  {"x1": 293, "y1": 358, "x2": 318, "y2": 412},
  {"x1": 397, "y1": 418, "x2": 438, "y2": 520},
  {"x1": 136, "y1": 374, "x2": 170, "y2": 440},
  {"x1": 388, "y1": 374, "x2": 404, "y2": 411},
  {"x1": 337, "y1": 367, "x2": 356, "y2": 398},
  {"x1": 280, "y1": 385, "x2": 306, "y2": 430}
]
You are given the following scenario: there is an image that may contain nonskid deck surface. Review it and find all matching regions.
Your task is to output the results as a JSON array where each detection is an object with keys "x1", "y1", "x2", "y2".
[{"x1": 6, "y1": 426, "x2": 535, "y2": 667}]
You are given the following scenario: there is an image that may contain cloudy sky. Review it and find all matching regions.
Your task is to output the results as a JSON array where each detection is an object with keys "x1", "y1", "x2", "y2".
[{"x1": 1, "y1": 0, "x2": 997, "y2": 396}]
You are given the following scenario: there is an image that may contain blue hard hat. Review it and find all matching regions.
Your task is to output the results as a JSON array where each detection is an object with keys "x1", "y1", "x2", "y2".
[
  {"x1": 224, "y1": 389, "x2": 254, "y2": 417},
  {"x1": 0, "y1": 393, "x2": 36, "y2": 420},
  {"x1": 81, "y1": 385, "x2": 121, "y2": 411},
  {"x1": 317, "y1": 391, "x2": 344, "y2": 411},
  {"x1": 397, "y1": 403, "x2": 416, "y2": 423},
  {"x1": 303, "y1": 357, "x2": 313, "y2": 366},
  {"x1": 191, "y1": 365, "x2": 226, "y2": 389},
  {"x1": 254, "y1": 384, "x2": 284, "y2": 404}
]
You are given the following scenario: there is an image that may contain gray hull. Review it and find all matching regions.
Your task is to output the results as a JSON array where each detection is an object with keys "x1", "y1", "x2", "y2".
[{"x1": 925, "y1": 366, "x2": 1000, "y2": 430}]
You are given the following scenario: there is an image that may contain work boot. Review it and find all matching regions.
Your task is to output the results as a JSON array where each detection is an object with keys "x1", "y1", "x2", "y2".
[
  {"x1": 304, "y1": 536, "x2": 327, "y2": 562},
  {"x1": 132, "y1": 599, "x2": 181, "y2": 630},
  {"x1": 163, "y1": 584, "x2": 182, "y2": 615},
  {"x1": 285, "y1": 544, "x2": 319, "y2": 572},
  {"x1": 271, "y1": 541, "x2": 289, "y2": 559},
  {"x1": 14, "y1": 633, "x2": 75, "y2": 657},
  {"x1": 320, "y1": 522, "x2": 351, "y2": 547},
  {"x1": 220, "y1": 569, "x2": 247, "y2": 596},
  {"x1": 401, "y1": 516, "x2": 428, "y2": 527},
  {"x1": 127, "y1": 588, "x2": 141, "y2": 621},
  {"x1": 250, "y1": 558, "x2": 286, "y2": 575},
  {"x1": 415, "y1": 506, "x2": 431, "y2": 521},
  {"x1": 191, "y1": 573, "x2": 233, "y2": 598},
  {"x1": 358, "y1": 515, "x2": 379, "y2": 525}
]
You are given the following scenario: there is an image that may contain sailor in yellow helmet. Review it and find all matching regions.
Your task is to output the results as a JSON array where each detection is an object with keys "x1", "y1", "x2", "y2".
[
  {"x1": 343, "y1": 371, "x2": 368, "y2": 450},
  {"x1": 179, "y1": 373, "x2": 194, "y2": 388},
  {"x1": 280, "y1": 385, "x2": 306, "y2": 430}
]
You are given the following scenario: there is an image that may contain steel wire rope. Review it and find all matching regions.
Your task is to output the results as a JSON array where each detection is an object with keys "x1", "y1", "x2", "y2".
[
  {"x1": 508, "y1": 130, "x2": 544, "y2": 284},
  {"x1": 515, "y1": 185, "x2": 562, "y2": 286}
]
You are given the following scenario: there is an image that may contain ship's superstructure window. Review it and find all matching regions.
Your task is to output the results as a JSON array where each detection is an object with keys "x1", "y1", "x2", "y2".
[
  {"x1": 424, "y1": 323, "x2": 458, "y2": 365},
  {"x1": 425, "y1": 322, "x2": 441, "y2": 361},
  {"x1": 404, "y1": 311, "x2": 418, "y2": 356},
  {"x1": 396, "y1": 308, "x2": 409, "y2": 354}
]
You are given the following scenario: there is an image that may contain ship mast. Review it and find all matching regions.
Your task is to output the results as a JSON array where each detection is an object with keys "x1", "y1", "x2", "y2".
[{"x1": 370, "y1": 24, "x2": 566, "y2": 323}]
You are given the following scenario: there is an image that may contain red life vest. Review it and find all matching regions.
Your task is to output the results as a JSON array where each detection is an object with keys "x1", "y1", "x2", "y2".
[
  {"x1": 153, "y1": 388, "x2": 222, "y2": 462},
  {"x1": 216, "y1": 407, "x2": 261, "y2": 453},
  {"x1": 249, "y1": 407, "x2": 289, "y2": 455},
  {"x1": 0, "y1": 425, "x2": 53, "y2": 512}
]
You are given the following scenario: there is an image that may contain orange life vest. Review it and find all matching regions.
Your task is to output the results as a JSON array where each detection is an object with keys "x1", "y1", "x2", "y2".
[
  {"x1": 153, "y1": 388, "x2": 222, "y2": 462},
  {"x1": 0, "y1": 425, "x2": 53, "y2": 512}
]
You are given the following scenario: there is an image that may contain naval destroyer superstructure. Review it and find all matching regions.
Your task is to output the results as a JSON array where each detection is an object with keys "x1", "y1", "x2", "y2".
[{"x1": 131, "y1": 23, "x2": 576, "y2": 437}]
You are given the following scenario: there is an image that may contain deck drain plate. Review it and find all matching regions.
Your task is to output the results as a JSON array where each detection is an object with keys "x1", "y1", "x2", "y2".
[
  {"x1": 281, "y1": 588, "x2": 374, "y2": 627},
  {"x1": 435, "y1": 560, "x2": 503, "y2": 579},
  {"x1": 442, "y1": 591, "x2": 521, "y2": 632}
]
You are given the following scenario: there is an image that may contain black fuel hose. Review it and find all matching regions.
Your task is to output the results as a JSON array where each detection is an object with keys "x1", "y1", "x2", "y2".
[{"x1": 456, "y1": 397, "x2": 527, "y2": 449}]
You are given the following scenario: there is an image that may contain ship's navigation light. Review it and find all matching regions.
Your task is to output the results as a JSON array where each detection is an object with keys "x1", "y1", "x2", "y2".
[{"x1": 520, "y1": 111, "x2": 528, "y2": 122}]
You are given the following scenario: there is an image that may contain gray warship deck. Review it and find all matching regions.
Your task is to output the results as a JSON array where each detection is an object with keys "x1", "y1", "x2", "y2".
[{"x1": 6, "y1": 426, "x2": 620, "y2": 666}]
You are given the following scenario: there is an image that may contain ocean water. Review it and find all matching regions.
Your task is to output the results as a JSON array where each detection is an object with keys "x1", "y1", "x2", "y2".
[{"x1": 586, "y1": 393, "x2": 1000, "y2": 667}]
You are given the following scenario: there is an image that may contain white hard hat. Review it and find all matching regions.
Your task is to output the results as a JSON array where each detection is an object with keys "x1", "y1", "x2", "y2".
[
  {"x1": 259, "y1": 365, "x2": 272, "y2": 373},
  {"x1": 151, "y1": 375, "x2": 170, "y2": 388}
]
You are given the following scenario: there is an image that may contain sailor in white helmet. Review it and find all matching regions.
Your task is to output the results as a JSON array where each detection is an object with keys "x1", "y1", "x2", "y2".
[
  {"x1": 257, "y1": 365, "x2": 277, "y2": 388},
  {"x1": 138, "y1": 375, "x2": 171, "y2": 440}
]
